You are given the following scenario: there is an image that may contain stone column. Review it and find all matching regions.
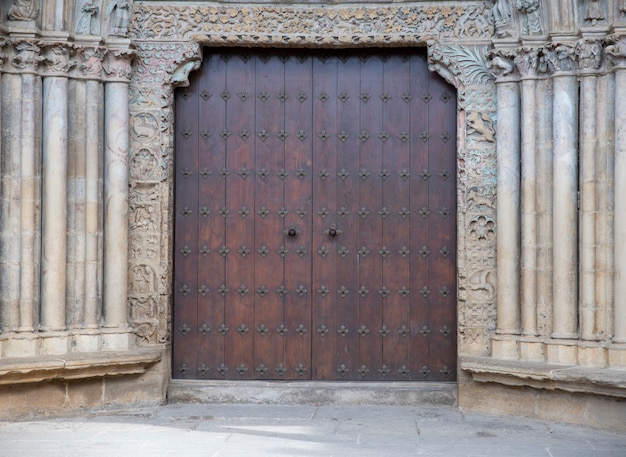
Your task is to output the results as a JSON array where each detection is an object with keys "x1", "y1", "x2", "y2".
[
  {"x1": 608, "y1": 35, "x2": 626, "y2": 342},
  {"x1": 492, "y1": 50, "x2": 521, "y2": 335},
  {"x1": 550, "y1": 43, "x2": 579, "y2": 340},
  {"x1": 594, "y1": 70, "x2": 614, "y2": 339},
  {"x1": 577, "y1": 39, "x2": 603, "y2": 340},
  {"x1": 79, "y1": 47, "x2": 106, "y2": 328},
  {"x1": 18, "y1": 71, "x2": 39, "y2": 332},
  {"x1": 0, "y1": 71, "x2": 23, "y2": 332},
  {"x1": 535, "y1": 74, "x2": 554, "y2": 336},
  {"x1": 41, "y1": 42, "x2": 73, "y2": 330},
  {"x1": 103, "y1": 47, "x2": 135, "y2": 328},
  {"x1": 517, "y1": 48, "x2": 539, "y2": 336}
]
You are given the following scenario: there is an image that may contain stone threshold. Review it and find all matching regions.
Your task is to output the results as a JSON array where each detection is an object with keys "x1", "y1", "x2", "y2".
[
  {"x1": 460, "y1": 356, "x2": 626, "y2": 398},
  {"x1": 0, "y1": 348, "x2": 163, "y2": 385},
  {"x1": 168, "y1": 379, "x2": 457, "y2": 406}
]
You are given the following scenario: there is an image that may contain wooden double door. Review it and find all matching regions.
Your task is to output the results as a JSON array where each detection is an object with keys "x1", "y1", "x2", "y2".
[{"x1": 173, "y1": 48, "x2": 456, "y2": 381}]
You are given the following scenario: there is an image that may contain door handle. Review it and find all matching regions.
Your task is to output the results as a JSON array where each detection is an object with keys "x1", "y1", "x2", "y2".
[
  {"x1": 324, "y1": 224, "x2": 342, "y2": 238},
  {"x1": 283, "y1": 224, "x2": 301, "y2": 237}
]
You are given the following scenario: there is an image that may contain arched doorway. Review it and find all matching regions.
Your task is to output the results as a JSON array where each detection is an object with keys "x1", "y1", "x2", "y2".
[{"x1": 172, "y1": 48, "x2": 457, "y2": 381}]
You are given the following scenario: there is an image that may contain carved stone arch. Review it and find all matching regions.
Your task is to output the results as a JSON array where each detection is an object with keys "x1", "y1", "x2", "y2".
[{"x1": 128, "y1": 2, "x2": 498, "y2": 356}]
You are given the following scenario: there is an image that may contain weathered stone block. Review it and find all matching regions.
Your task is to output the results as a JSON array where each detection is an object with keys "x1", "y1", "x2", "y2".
[
  {"x1": 71, "y1": 333, "x2": 99, "y2": 352},
  {"x1": 491, "y1": 336, "x2": 518, "y2": 359},
  {"x1": 608, "y1": 345, "x2": 626, "y2": 368},
  {"x1": 3, "y1": 337, "x2": 37, "y2": 357},
  {"x1": 39, "y1": 335, "x2": 69, "y2": 355},
  {"x1": 519, "y1": 340, "x2": 545, "y2": 361},
  {"x1": 535, "y1": 390, "x2": 586, "y2": 425},
  {"x1": 100, "y1": 332, "x2": 132, "y2": 351},
  {"x1": 67, "y1": 378, "x2": 104, "y2": 408},
  {"x1": 577, "y1": 343, "x2": 608, "y2": 368},
  {"x1": 545, "y1": 341, "x2": 578, "y2": 364},
  {"x1": 585, "y1": 395, "x2": 626, "y2": 432},
  {"x1": 458, "y1": 381, "x2": 538, "y2": 417}
]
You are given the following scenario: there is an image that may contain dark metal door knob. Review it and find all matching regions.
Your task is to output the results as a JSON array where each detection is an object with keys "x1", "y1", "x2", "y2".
[
  {"x1": 288, "y1": 228, "x2": 297, "y2": 237},
  {"x1": 328, "y1": 228, "x2": 337, "y2": 237}
]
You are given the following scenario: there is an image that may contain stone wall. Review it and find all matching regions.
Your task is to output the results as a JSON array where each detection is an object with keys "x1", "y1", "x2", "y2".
[{"x1": 0, "y1": 0, "x2": 625, "y2": 429}]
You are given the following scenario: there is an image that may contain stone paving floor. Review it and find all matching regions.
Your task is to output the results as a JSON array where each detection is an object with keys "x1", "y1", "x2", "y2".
[{"x1": 0, "y1": 404, "x2": 625, "y2": 457}]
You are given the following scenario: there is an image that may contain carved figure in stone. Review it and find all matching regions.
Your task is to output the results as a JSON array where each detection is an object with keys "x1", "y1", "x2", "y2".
[
  {"x1": 553, "y1": 44, "x2": 576, "y2": 72},
  {"x1": 577, "y1": 40, "x2": 603, "y2": 70},
  {"x1": 106, "y1": 0, "x2": 131, "y2": 36},
  {"x1": 489, "y1": 54, "x2": 515, "y2": 78},
  {"x1": 11, "y1": 40, "x2": 40, "y2": 71},
  {"x1": 171, "y1": 60, "x2": 201, "y2": 88},
  {"x1": 75, "y1": 0, "x2": 100, "y2": 35},
  {"x1": 40, "y1": 43, "x2": 75, "y2": 74},
  {"x1": 467, "y1": 111, "x2": 496, "y2": 143},
  {"x1": 130, "y1": 265, "x2": 157, "y2": 294},
  {"x1": 79, "y1": 47, "x2": 106, "y2": 78},
  {"x1": 130, "y1": 148, "x2": 159, "y2": 179},
  {"x1": 131, "y1": 112, "x2": 159, "y2": 141},
  {"x1": 130, "y1": 204, "x2": 158, "y2": 232},
  {"x1": 514, "y1": 0, "x2": 542, "y2": 35},
  {"x1": 8, "y1": 0, "x2": 39, "y2": 21},
  {"x1": 584, "y1": 0, "x2": 604, "y2": 25},
  {"x1": 468, "y1": 186, "x2": 495, "y2": 209},
  {"x1": 492, "y1": 0, "x2": 514, "y2": 37}
]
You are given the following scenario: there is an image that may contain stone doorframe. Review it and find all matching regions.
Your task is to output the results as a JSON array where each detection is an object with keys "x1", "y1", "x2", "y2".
[{"x1": 127, "y1": 2, "x2": 499, "y2": 365}]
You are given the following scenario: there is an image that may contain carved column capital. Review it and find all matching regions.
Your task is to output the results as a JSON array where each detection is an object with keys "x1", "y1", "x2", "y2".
[
  {"x1": 9, "y1": 39, "x2": 40, "y2": 73},
  {"x1": 103, "y1": 47, "x2": 136, "y2": 82},
  {"x1": 488, "y1": 48, "x2": 519, "y2": 82},
  {"x1": 513, "y1": 46, "x2": 540, "y2": 78},
  {"x1": 427, "y1": 42, "x2": 494, "y2": 91},
  {"x1": 544, "y1": 42, "x2": 578, "y2": 75},
  {"x1": 606, "y1": 35, "x2": 626, "y2": 70},
  {"x1": 168, "y1": 42, "x2": 202, "y2": 88},
  {"x1": 576, "y1": 38, "x2": 604, "y2": 73},
  {"x1": 77, "y1": 46, "x2": 107, "y2": 80},
  {"x1": 38, "y1": 42, "x2": 76, "y2": 76}
]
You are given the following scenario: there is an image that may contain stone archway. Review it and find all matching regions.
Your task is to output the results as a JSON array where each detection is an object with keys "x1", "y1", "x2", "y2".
[{"x1": 127, "y1": 3, "x2": 498, "y2": 370}]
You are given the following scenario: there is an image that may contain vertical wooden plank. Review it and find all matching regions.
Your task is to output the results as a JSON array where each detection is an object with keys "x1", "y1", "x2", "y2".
[
  {"x1": 173, "y1": 68, "x2": 200, "y2": 379},
  {"x1": 254, "y1": 52, "x2": 286, "y2": 379},
  {"x1": 283, "y1": 53, "x2": 313, "y2": 380},
  {"x1": 224, "y1": 51, "x2": 256, "y2": 379},
  {"x1": 408, "y1": 51, "x2": 432, "y2": 381},
  {"x1": 381, "y1": 54, "x2": 412, "y2": 380},
  {"x1": 311, "y1": 54, "x2": 338, "y2": 380},
  {"x1": 427, "y1": 71, "x2": 457, "y2": 381},
  {"x1": 334, "y1": 54, "x2": 361, "y2": 380},
  {"x1": 197, "y1": 52, "x2": 228, "y2": 379},
  {"x1": 356, "y1": 51, "x2": 384, "y2": 380}
]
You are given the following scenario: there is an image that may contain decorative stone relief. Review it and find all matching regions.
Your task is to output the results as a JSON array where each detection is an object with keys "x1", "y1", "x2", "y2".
[
  {"x1": 77, "y1": 46, "x2": 106, "y2": 79},
  {"x1": 103, "y1": 48, "x2": 135, "y2": 81},
  {"x1": 514, "y1": 0, "x2": 542, "y2": 35},
  {"x1": 584, "y1": 0, "x2": 605, "y2": 26},
  {"x1": 39, "y1": 42, "x2": 75, "y2": 75},
  {"x1": 547, "y1": 43, "x2": 578, "y2": 73},
  {"x1": 492, "y1": 0, "x2": 516, "y2": 38},
  {"x1": 10, "y1": 40, "x2": 40, "y2": 72},
  {"x1": 427, "y1": 40, "x2": 497, "y2": 353},
  {"x1": 75, "y1": 0, "x2": 101, "y2": 35},
  {"x1": 8, "y1": 0, "x2": 39, "y2": 21},
  {"x1": 129, "y1": 4, "x2": 496, "y2": 42},
  {"x1": 106, "y1": 0, "x2": 133, "y2": 37},
  {"x1": 576, "y1": 39, "x2": 603, "y2": 71},
  {"x1": 128, "y1": 3, "x2": 498, "y2": 353}
]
